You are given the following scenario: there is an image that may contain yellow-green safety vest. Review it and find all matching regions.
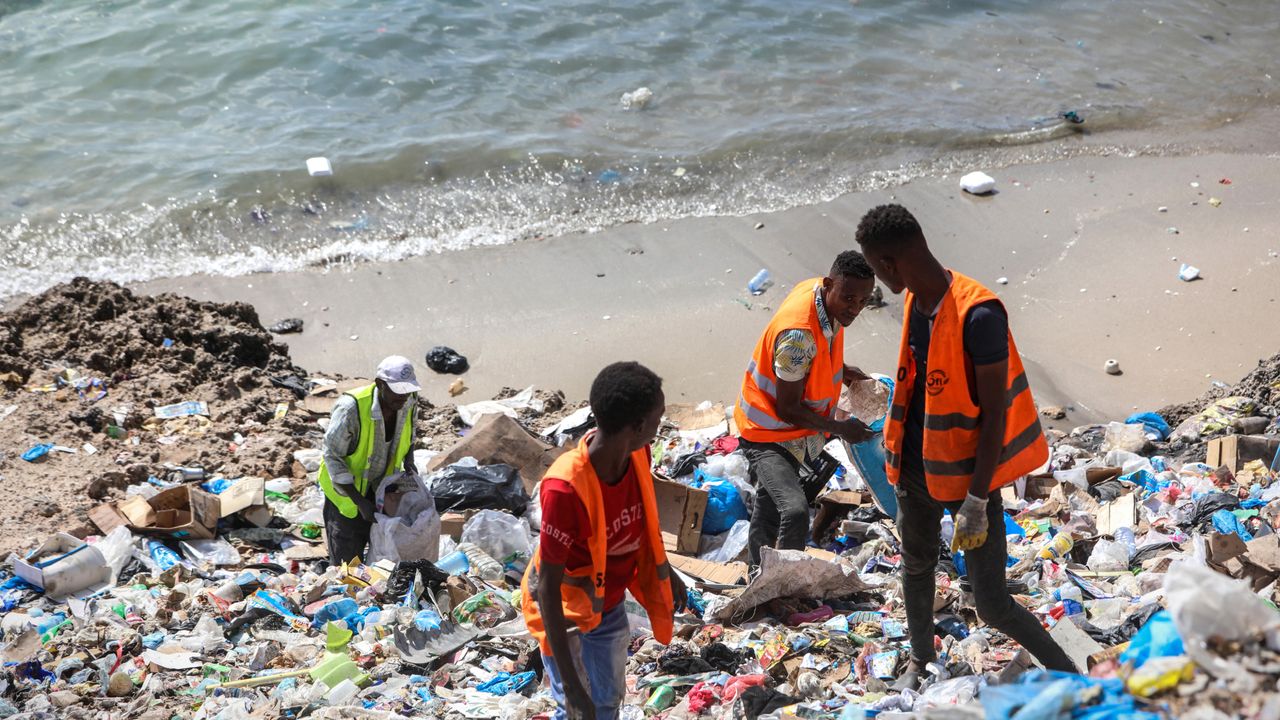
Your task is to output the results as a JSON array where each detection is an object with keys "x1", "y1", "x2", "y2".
[{"x1": 317, "y1": 383, "x2": 415, "y2": 519}]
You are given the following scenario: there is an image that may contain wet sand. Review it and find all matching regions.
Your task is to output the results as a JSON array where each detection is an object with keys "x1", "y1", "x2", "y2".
[{"x1": 138, "y1": 151, "x2": 1280, "y2": 427}]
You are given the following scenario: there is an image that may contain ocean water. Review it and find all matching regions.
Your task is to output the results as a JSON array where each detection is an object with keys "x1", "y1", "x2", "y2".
[{"x1": 1, "y1": 0, "x2": 1276, "y2": 299}]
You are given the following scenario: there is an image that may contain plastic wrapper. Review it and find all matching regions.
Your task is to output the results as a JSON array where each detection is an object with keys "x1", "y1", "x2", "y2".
[
  {"x1": 428, "y1": 462, "x2": 529, "y2": 516},
  {"x1": 459, "y1": 510, "x2": 532, "y2": 570},
  {"x1": 1086, "y1": 539, "x2": 1130, "y2": 572},
  {"x1": 699, "y1": 519, "x2": 750, "y2": 564},
  {"x1": 368, "y1": 473, "x2": 441, "y2": 564},
  {"x1": 180, "y1": 538, "x2": 241, "y2": 567},
  {"x1": 1164, "y1": 561, "x2": 1280, "y2": 691}
]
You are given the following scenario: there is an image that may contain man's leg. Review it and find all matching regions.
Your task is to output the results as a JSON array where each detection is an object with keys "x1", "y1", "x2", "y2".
[
  {"x1": 577, "y1": 604, "x2": 631, "y2": 720},
  {"x1": 540, "y1": 632, "x2": 585, "y2": 720},
  {"x1": 963, "y1": 494, "x2": 1078, "y2": 672},
  {"x1": 896, "y1": 477, "x2": 945, "y2": 680},
  {"x1": 744, "y1": 442, "x2": 809, "y2": 563},
  {"x1": 323, "y1": 498, "x2": 372, "y2": 566}
]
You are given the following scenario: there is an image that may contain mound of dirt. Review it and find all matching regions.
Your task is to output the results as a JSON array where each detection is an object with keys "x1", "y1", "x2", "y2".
[{"x1": 0, "y1": 279, "x2": 319, "y2": 555}]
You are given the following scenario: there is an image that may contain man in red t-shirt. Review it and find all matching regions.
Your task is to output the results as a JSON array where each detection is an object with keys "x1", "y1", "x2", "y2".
[{"x1": 533, "y1": 362, "x2": 686, "y2": 720}]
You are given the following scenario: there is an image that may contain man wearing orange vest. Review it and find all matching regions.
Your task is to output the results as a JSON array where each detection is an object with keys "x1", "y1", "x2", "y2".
[
  {"x1": 735, "y1": 251, "x2": 878, "y2": 567},
  {"x1": 855, "y1": 204, "x2": 1075, "y2": 689},
  {"x1": 521, "y1": 362, "x2": 685, "y2": 720}
]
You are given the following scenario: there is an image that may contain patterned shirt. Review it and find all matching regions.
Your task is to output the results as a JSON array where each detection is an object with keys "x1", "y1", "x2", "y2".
[{"x1": 771, "y1": 282, "x2": 838, "y2": 463}]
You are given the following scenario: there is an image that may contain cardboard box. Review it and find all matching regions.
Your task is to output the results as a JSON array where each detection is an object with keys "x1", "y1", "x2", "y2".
[
  {"x1": 90, "y1": 485, "x2": 216, "y2": 539},
  {"x1": 654, "y1": 477, "x2": 708, "y2": 554},
  {"x1": 1095, "y1": 493, "x2": 1137, "y2": 536},
  {"x1": 440, "y1": 510, "x2": 478, "y2": 540},
  {"x1": 668, "y1": 554, "x2": 748, "y2": 586},
  {"x1": 13, "y1": 533, "x2": 110, "y2": 598},
  {"x1": 89, "y1": 478, "x2": 266, "y2": 541},
  {"x1": 1207, "y1": 435, "x2": 1280, "y2": 472}
]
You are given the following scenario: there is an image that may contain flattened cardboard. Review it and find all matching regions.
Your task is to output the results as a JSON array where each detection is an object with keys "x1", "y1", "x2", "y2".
[
  {"x1": 1049, "y1": 619, "x2": 1104, "y2": 673},
  {"x1": 303, "y1": 379, "x2": 370, "y2": 416},
  {"x1": 654, "y1": 477, "x2": 708, "y2": 554},
  {"x1": 668, "y1": 554, "x2": 748, "y2": 586},
  {"x1": 1207, "y1": 435, "x2": 1280, "y2": 472},
  {"x1": 217, "y1": 477, "x2": 265, "y2": 516},
  {"x1": 817, "y1": 490, "x2": 871, "y2": 507},
  {"x1": 1095, "y1": 493, "x2": 1137, "y2": 536}
]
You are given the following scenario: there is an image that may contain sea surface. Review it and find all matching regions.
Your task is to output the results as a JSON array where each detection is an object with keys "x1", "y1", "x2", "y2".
[{"x1": 1, "y1": 0, "x2": 1277, "y2": 299}]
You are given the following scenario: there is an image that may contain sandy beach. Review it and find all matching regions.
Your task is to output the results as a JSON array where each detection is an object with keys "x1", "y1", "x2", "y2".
[{"x1": 139, "y1": 149, "x2": 1280, "y2": 427}]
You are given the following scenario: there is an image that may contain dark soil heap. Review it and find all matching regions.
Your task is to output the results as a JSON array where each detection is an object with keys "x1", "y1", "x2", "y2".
[
  {"x1": 1159, "y1": 350, "x2": 1280, "y2": 427},
  {"x1": 0, "y1": 279, "x2": 319, "y2": 554}
]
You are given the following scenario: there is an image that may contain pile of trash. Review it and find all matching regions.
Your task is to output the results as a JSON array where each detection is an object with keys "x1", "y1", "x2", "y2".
[{"x1": 5, "y1": 280, "x2": 1280, "y2": 719}]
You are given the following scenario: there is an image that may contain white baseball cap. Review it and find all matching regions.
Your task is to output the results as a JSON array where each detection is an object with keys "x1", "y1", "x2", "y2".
[{"x1": 376, "y1": 355, "x2": 421, "y2": 394}]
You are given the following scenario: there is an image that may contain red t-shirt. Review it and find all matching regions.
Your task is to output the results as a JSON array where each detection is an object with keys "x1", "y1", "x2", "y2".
[{"x1": 539, "y1": 457, "x2": 647, "y2": 612}]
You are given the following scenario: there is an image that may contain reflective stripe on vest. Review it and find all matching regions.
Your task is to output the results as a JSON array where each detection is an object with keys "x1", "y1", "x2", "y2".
[
  {"x1": 734, "y1": 279, "x2": 844, "y2": 443},
  {"x1": 520, "y1": 436, "x2": 675, "y2": 654},
  {"x1": 316, "y1": 384, "x2": 415, "y2": 519},
  {"x1": 881, "y1": 271, "x2": 1049, "y2": 502}
]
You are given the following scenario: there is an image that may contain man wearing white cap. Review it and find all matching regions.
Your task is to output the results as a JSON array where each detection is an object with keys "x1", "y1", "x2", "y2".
[{"x1": 317, "y1": 355, "x2": 422, "y2": 565}]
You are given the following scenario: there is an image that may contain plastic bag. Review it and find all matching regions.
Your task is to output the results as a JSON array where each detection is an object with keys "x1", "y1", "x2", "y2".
[
  {"x1": 1086, "y1": 539, "x2": 1130, "y2": 572},
  {"x1": 1164, "y1": 561, "x2": 1280, "y2": 689},
  {"x1": 368, "y1": 473, "x2": 441, "y2": 564},
  {"x1": 1124, "y1": 412, "x2": 1170, "y2": 442},
  {"x1": 913, "y1": 674, "x2": 984, "y2": 709},
  {"x1": 90, "y1": 526, "x2": 134, "y2": 583},
  {"x1": 699, "y1": 520, "x2": 750, "y2": 564},
  {"x1": 428, "y1": 462, "x2": 529, "y2": 516},
  {"x1": 1102, "y1": 423, "x2": 1149, "y2": 454},
  {"x1": 179, "y1": 538, "x2": 242, "y2": 566},
  {"x1": 694, "y1": 468, "x2": 749, "y2": 534},
  {"x1": 460, "y1": 510, "x2": 533, "y2": 570}
]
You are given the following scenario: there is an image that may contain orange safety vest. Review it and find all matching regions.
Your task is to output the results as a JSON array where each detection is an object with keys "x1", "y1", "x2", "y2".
[
  {"x1": 520, "y1": 437, "x2": 675, "y2": 655},
  {"x1": 734, "y1": 279, "x2": 844, "y2": 443},
  {"x1": 883, "y1": 271, "x2": 1048, "y2": 502}
]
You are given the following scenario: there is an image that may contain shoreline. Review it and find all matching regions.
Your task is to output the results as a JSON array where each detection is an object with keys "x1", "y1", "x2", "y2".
[{"x1": 136, "y1": 147, "x2": 1280, "y2": 428}]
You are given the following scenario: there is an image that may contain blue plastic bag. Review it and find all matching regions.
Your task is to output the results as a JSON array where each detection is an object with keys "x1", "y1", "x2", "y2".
[
  {"x1": 1211, "y1": 509, "x2": 1254, "y2": 542},
  {"x1": 1124, "y1": 412, "x2": 1170, "y2": 441},
  {"x1": 1118, "y1": 609, "x2": 1184, "y2": 667},
  {"x1": 693, "y1": 468, "x2": 748, "y2": 535}
]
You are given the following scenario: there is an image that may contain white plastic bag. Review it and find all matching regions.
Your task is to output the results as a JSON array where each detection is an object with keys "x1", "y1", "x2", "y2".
[
  {"x1": 180, "y1": 538, "x2": 242, "y2": 567},
  {"x1": 1165, "y1": 561, "x2": 1280, "y2": 691},
  {"x1": 699, "y1": 520, "x2": 750, "y2": 564},
  {"x1": 1085, "y1": 539, "x2": 1130, "y2": 573},
  {"x1": 90, "y1": 526, "x2": 135, "y2": 583},
  {"x1": 460, "y1": 510, "x2": 533, "y2": 569},
  {"x1": 367, "y1": 473, "x2": 441, "y2": 564}
]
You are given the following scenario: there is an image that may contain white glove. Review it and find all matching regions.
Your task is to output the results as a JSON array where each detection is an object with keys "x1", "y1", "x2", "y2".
[{"x1": 951, "y1": 493, "x2": 989, "y2": 551}]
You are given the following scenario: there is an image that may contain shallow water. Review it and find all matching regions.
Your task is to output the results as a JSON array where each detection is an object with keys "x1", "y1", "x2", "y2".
[{"x1": 1, "y1": 0, "x2": 1276, "y2": 298}]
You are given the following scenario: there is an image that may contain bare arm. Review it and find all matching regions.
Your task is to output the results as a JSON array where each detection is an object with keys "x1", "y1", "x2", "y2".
[
  {"x1": 536, "y1": 563, "x2": 595, "y2": 720},
  {"x1": 968, "y1": 359, "x2": 1009, "y2": 499},
  {"x1": 776, "y1": 377, "x2": 869, "y2": 444}
]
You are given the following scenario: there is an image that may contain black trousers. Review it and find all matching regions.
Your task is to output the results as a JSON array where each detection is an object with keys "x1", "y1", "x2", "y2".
[
  {"x1": 742, "y1": 439, "x2": 810, "y2": 567},
  {"x1": 323, "y1": 496, "x2": 372, "y2": 566},
  {"x1": 896, "y1": 472, "x2": 1076, "y2": 672}
]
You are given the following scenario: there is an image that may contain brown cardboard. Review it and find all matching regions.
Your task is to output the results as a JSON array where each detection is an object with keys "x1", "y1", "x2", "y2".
[
  {"x1": 303, "y1": 379, "x2": 370, "y2": 415},
  {"x1": 654, "y1": 477, "x2": 708, "y2": 554},
  {"x1": 664, "y1": 402, "x2": 728, "y2": 432},
  {"x1": 804, "y1": 548, "x2": 841, "y2": 562},
  {"x1": 1095, "y1": 493, "x2": 1137, "y2": 536},
  {"x1": 440, "y1": 510, "x2": 478, "y2": 540},
  {"x1": 1085, "y1": 467, "x2": 1123, "y2": 486},
  {"x1": 428, "y1": 413, "x2": 568, "y2": 495},
  {"x1": 668, "y1": 554, "x2": 749, "y2": 586},
  {"x1": 89, "y1": 485, "x2": 217, "y2": 540},
  {"x1": 1207, "y1": 435, "x2": 1280, "y2": 472},
  {"x1": 817, "y1": 490, "x2": 871, "y2": 507},
  {"x1": 1245, "y1": 535, "x2": 1280, "y2": 572}
]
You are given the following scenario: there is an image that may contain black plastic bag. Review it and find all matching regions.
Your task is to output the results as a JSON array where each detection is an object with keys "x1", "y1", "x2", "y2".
[
  {"x1": 1080, "y1": 602, "x2": 1160, "y2": 646},
  {"x1": 425, "y1": 346, "x2": 470, "y2": 375},
  {"x1": 1176, "y1": 492, "x2": 1239, "y2": 529},
  {"x1": 429, "y1": 463, "x2": 528, "y2": 516}
]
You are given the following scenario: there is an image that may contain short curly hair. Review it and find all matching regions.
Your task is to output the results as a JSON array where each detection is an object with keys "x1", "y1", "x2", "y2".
[
  {"x1": 855, "y1": 204, "x2": 924, "y2": 250},
  {"x1": 830, "y1": 250, "x2": 874, "y2": 280},
  {"x1": 590, "y1": 361, "x2": 664, "y2": 433}
]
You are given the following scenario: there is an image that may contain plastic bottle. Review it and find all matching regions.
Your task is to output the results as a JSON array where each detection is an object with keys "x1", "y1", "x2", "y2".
[
  {"x1": 148, "y1": 541, "x2": 183, "y2": 572},
  {"x1": 1114, "y1": 527, "x2": 1137, "y2": 558},
  {"x1": 435, "y1": 549, "x2": 470, "y2": 576},
  {"x1": 747, "y1": 269, "x2": 772, "y2": 295},
  {"x1": 644, "y1": 685, "x2": 675, "y2": 716},
  {"x1": 458, "y1": 543, "x2": 504, "y2": 582},
  {"x1": 1037, "y1": 533, "x2": 1073, "y2": 561}
]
